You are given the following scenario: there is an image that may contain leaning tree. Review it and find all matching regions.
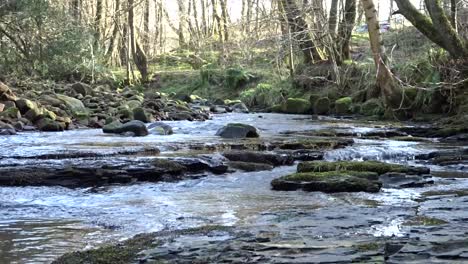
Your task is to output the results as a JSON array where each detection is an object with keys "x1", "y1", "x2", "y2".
[{"x1": 395, "y1": 0, "x2": 468, "y2": 58}]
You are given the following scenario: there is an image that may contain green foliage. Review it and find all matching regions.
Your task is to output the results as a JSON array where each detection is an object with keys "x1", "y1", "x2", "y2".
[
  {"x1": 225, "y1": 67, "x2": 253, "y2": 89},
  {"x1": 239, "y1": 83, "x2": 282, "y2": 108}
]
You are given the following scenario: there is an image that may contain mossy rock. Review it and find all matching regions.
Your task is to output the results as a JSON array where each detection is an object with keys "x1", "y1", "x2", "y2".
[
  {"x1": 309, "y1": 94, "x2": 321, "y2": 106},
  {"x1": 334, "y1": 97, "x2": 352, "y2": 115},
  {"x1": 132, "y1": 107, "x2": 151, "y2": 123},
  {"x1": 0, "y1": 107, "x2": 21, "y2": 119},
  {"x1": 125, "y1": 100, "x2": 142, "y2": 110},
  {"x1": 360, "y1": 99, "x2": 385, "y2": 116},
  {"x1": 270, "y1": 104, "x2": 283, "y2": 113},
  {"x1": 15, "y1": 98, "x2": 37, "y2": 114},
  {"x1": 297, "y1": 160, "x2": 429, "y2": 175},
  {"x1": 403, "y1": 216, "x2": 448, "y2": 226},
  {"x1": 118, "y1": 106, "x2": 133, "y2": 119},
  {"x1": 351, "y1": 89, "x2": 367, "y2": 103},
  {"x1": 314, "y1": 97, "x2": 330, "y2": 115},
  {"x1": 53, "y1": 233, "x2": 158, "y2": 264},
  {"x1": 36, "y1": 118, "x2": 65, "y2": 132},
  {"x1": 271, "y1": 171, "x2": 382, "y2": 193},
  {"x1": 281, "y1": 98, "x2": 311, "y2": 114},
  {"x1": 55, "y1": 94, "x2": 88, "y2": 117}
]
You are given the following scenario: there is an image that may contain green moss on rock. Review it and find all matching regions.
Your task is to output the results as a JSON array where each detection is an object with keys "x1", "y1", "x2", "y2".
[
  {"x1": 314, "y1": 97, "x2": 330, "y2": 115},
  {"x1": 403, "y1": 216, "x2": 448, "y2": 226},
  {"x1": 271, "y1": 171, "x2": 382, "y2": 193},
  {"x1": 360, "y1": 99, "x2": 384, "y2": 116},
  {"x1": 281, "y1": 98, "x2": 311, "y2": 114},
  {"x1": 297, "y1": 160, "x2": 429, "y2": 175},
  {"x1": 335, "y1": 97, "x2": 352, "y2": 115}
]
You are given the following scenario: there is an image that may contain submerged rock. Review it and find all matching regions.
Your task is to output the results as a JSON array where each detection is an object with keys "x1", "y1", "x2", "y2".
[
  {"x1": 103, "y1": 120, "x2": 149, "y2": 137},
  {"x1": 148, "y1": 122, "x2": 173, "y2": 135},
  {"x1": 279, "y1": 138, "x2": 354, "y2": 150},
  {"x1": 216, "y1": 123, "x2": 259, "y2": 138},
  {"x1": 223, "y1": 151, "x2": 293, "y2": 166},
  {"x1": 271, "y1": 171, "x2": 381, "y2": 193},
  {"x1": 228, "y1": 161, "x2": 274, "y2": 172},
  {"x1": 380, "y1": 172, "x2": 434, "y2": 188}
]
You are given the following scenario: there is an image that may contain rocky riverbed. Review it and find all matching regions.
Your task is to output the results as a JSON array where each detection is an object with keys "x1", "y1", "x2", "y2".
[{"x1": 0, "y1": 113, "x2": 467, "y2": 263}]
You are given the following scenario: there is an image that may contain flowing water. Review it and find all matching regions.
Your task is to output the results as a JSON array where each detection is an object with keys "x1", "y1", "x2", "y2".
[{"x1": 0, "y1": 113, "x2": 466, "y2": 263}]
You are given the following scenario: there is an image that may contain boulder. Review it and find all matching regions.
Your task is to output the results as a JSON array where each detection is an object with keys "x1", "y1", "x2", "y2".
[
  {"x1": 133, "y1": 107, "x2": 151, "y2": 123},
  {"x1": 168, "y1": 111, "x2": 193, "y2": 121},
  {"x1": 0, "y1": 103, "x2": 4, "y2": 112},
  {"x1": 16, "y1": 98, "x2": 37, "y2": 114},
  {"x1": 25, "y1": 105, "x2": 54, "y2": 122},
  {"x1": 103, "y1": 120, "x2": 149, "y2": 137},
  {"x1": 0, "y1": 128, "x2": 16, "y2": 135},
  {"x1": 216, "y1": 123, "x2": 259, "y2": 138},
  {"x1": 360, "y1": 99, "x2": 384, "y2": 116},
  {"x1": 148, "y1": 122, "x2": 173, "y2": 135},
  {"x1": 314, "y1": 97, "x2": 330, "y2": 115},
  {"x1": 0, "y1": 101, "x2": 15, "y2": 110},
  {"x1": 231, "y1": 102, "x2": 249, "y2": 113},
  {"x1": 0, "y1": 82, "x2": 16, "y2": 101},
  {"x1": 0, "y1": 107, "x2": 21, "y2": 119},
  {"x1": 211, "y1": 105, "x2": 228, "y2": 113},
  {"x1": 55, "y1": 94, "x2": 88, "y2": 117},
  {"x1": 282, "y1": 98, "x2": 311, "y2": 114},
  {"x1": 36, "y1": 118, "x2": 65, "y2": 132},
  {"x1": 271, "y1": 171, "x2": 382, "y2": 193},
  {"x1": 126, "y1": 100, "x2": 142, "y2": 110},
  {"x1": 71, "y1": 82, "x2": 93, "y2": 97},
  {"x1": 334, "y1": 97, "x2": 352, "y2": 115}
]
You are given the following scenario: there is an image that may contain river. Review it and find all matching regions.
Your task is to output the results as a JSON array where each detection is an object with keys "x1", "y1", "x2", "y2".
[{"x1": 0, "y1": 113, "x2": 467, "y2": 263}]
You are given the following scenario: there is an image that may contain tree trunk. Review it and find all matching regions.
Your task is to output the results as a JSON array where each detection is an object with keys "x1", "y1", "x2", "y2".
[
  {"x1": 337, "y1": 0, "x2": 357, "y2": 62},
  {"x1": 450, "y1": 0, "x2": 457, "y2": 31},
  {"x1": 361, "y1": 0, "x2": 401, "y2": 107},
  {"x1": 143, "y1": 0, "x2": 150, "y2": 54},
  {"x1": 220, "y1": 0, "x2": 229, "y2": 42},
  {"x1": 201, "y1": 0, "x2": 208, "y2": 37},
  {"x1": 106, "y1": 0, "x2": 120, "y2": 60},
  {"x1": 328, "y1": 0, "x2": 339, "y2": 34},
  {"x1": 177, "y1": 0, "x2": 187, "y2": 48},
  {"x1": 211, "y1": 0, "x2": 222, "y2": 41},
  {"x1": 280, "y1": 0, "x2": 323, "y2": 64},
  {"x1": 94, "y1": 0, "x2": 103, "y2": 45}
]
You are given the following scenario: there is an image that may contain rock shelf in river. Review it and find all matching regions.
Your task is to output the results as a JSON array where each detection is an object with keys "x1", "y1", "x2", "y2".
[{"x1": 272, "y1": 160, "x2": 432, "y2": 193}]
